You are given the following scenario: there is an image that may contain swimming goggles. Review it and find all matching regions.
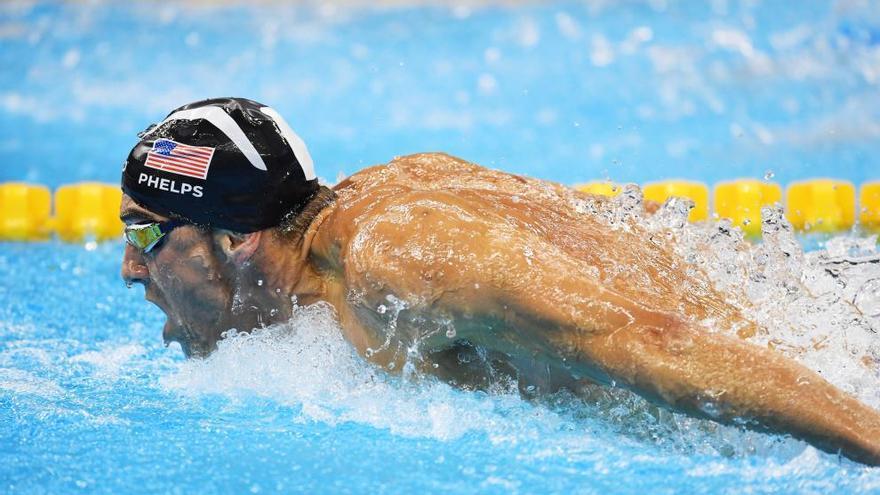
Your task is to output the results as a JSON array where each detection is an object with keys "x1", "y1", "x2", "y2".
[{"x1": 123, "y1": 220, "x2": 186, "y2": 253}]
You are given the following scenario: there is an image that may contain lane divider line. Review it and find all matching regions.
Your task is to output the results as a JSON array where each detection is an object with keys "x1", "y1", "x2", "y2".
[
  {"x1": 1, "y1": 179, "x2": 879, "y2": 242},
  {"x1": 1, "y1": 182, "x2": 123, "y2": 242}
]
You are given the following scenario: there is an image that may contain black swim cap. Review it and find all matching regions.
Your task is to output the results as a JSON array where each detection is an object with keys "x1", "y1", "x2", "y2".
[{"x1": 121, "y1": 97, "x2": 319, "y2": 232}]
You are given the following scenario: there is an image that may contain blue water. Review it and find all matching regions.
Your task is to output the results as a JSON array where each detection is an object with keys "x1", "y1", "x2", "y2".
[
  {"x1": 2, "y1": 1, "x2": 880, "y2": 494},
  {"x1": 2, "y1": 1, "x2": 880, "y2": 187},
  {"x1": 4, "y1": 242, "x2": 879, "y2": 494}
]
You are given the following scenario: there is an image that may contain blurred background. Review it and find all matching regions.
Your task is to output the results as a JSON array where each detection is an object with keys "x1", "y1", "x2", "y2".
[
  {"x1": 3, "y1": 4, "x2": 880, "y2": 493},
  {"x1": 1, "y1": 0, "x2": 879, "y2": 189}
]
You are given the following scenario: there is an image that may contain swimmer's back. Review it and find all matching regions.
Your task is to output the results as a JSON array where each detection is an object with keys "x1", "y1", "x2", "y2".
[
  {"x1": 320, "y1": 152, "x2": 748, "y2": 332},
  {"x1": 332, "y1": 152, "x2": 586, "y2": 219}
]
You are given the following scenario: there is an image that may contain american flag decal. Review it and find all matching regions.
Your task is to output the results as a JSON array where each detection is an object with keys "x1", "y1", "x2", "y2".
[{"x1": 144, "y1": 139, "x2": 215, "y2": 180}]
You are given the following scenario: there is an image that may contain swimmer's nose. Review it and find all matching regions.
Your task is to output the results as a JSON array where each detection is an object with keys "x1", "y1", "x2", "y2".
[{"x1": 121, "y1": 243, "x2": 150, "y2": 287}]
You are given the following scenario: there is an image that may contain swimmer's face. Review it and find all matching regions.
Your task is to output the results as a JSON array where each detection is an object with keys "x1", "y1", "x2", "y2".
[{"x1": 119, "y1": 194, "x2": 235, "y2": 357}]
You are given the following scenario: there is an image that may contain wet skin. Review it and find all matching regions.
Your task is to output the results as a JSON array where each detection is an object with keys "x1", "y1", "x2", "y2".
[{"x1": 122, "y1": 152, "x2": 880, "y2": 465}]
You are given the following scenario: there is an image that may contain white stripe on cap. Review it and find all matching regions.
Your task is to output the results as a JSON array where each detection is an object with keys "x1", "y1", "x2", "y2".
[
  {"x1": 260, "y1": 106, "x2": 316, "y2": 180},
  {"x1": 147, "y1": 106, "x2": 268, "y2": 171}
]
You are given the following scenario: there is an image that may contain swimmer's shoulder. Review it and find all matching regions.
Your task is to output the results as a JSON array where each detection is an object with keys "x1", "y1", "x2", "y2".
[
  {"x1": 312, "y1": 154, "x2": 491, "y2": 270},
  {"x1": 327, "y1": 151, "x2": 587, "y2": 234},
  {"x1": 334, "y1": 152, "x2": 488, "y2": 195}
]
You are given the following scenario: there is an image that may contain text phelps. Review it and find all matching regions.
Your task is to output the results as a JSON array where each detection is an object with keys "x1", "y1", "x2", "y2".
[{"x1": 138, "y1": 173, "x2": 204, "y2": 198}]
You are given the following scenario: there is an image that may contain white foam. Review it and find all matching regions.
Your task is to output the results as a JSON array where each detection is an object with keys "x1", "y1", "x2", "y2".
[
  {"x1": 161, "y1": 303, "x2": 556, "y2": 442},
  {"x1": 156, "y1": 303, "x2": 797, "y2": 461},
  {"x1": 70, "y1": 344, "x2": 146, "y2": 378},
  {"x1": 0, "y1": 368, "x2": 64, "y2": 398}
]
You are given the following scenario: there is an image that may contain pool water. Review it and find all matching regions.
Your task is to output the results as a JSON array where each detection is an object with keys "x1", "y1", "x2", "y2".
[
  {"x1": 2, "y1": 1, "x2": 880, "y2": 493},
  {"x1": 2, "y1": 1, "x2": 880, "y2": 187},
  {"x1": 3, "y1": 208, "x2": 880, "y2": 493}
]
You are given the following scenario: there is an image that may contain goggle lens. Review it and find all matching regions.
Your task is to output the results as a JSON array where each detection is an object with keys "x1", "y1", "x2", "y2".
[{"x1": 124, "y1": 220, "x2": 184, "y2": 253}]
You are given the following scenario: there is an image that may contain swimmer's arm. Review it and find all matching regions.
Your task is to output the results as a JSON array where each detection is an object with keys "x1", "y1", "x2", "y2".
[
  {"x1": 558, "y1": 319, "x2": 880, "y2": 465},
  {"x1": 353, "y1": 207, "x2": 880, "y2": 465},
  {"x1": 483, "y1": 249, "x2": 880, "y2": 465}
]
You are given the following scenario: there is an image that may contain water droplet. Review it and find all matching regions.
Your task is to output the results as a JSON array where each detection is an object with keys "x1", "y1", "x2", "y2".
[
  {"x1": 764, "y1": 170, "x2": 775, "y2": 180},
  {"x1": 257, "y1": 279, "x2": 263, "y2": 286},
  {"x1": 377, "y1": 304, "x2": 387, "y2": 314},
  {"x1": 445, "y1": 327, "x2": 457, "y2": 338},
  {"x1": 854, "y1": 279, "x2": 880, "y2": 317},
  {"x1": 699, "y1": 400, "x2": 722, "y2": 418}
]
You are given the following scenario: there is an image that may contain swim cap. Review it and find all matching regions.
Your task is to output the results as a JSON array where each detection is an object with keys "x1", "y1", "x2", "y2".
[{"x1": 121, "y1": 97, "x2": 319, "y2": 232}]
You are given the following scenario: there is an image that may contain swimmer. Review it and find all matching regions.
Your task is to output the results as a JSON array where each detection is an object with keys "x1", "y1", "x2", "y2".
[{"x1": 120, "y1": 97, "x2": 880, "y2": 465}]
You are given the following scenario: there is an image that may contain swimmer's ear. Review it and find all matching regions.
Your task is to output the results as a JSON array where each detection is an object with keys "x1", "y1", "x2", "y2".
[{"x1": 213, "y1": 230, "x2": 262, "y2": 266}]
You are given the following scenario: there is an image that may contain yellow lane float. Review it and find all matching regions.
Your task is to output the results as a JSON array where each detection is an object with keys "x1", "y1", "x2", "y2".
[
  {"x1": 714, "y1": 180, "x2": 782, "y2": 237},
  {"x1": 785, "y1": 179, "x2": 855, "y2": 233},
  {"x1": 642, "y1": 180, "x2": 709, "y2": 222},
  {"x1": 860, "y1": 182, "x2": 880, "y2": 232},
  {"x1": 0, "y1": 182, "x2": 53, "y2": 241},
  {"x1": 3, "y1": 179, "x2": 878, "y2": 244},
  {"x1": 574, "y1": 181, "x2": 621, "y2": 197},
  {"x1": 54, "y1": 182, "x2": 124, "y2": 242}
]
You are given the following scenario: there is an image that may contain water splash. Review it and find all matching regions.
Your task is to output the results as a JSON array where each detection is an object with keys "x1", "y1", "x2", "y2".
[
  {"x1": 635, "y1": 196, "x2": 880, "y2": 408},
  {"x1": 161, "y1": 302, "x2": 554, "y2": 442},
  {"x1": 159, "y1": 299, "x2": 807, "y2": 461},
  {"x1": 151, "y1": 185, "x2": 880, "y2": 466}
]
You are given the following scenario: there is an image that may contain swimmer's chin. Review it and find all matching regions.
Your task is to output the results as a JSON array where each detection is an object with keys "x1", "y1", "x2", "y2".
[
  {"x1": 162, "y1": 319, "x2": 188, "y2": 356},
  {"x1": 162, "y1": 320, "x2": 211, "y2": 359}
]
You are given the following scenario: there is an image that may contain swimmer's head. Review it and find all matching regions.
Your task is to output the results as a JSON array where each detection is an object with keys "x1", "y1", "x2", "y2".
[
  {"x1": 121, "y1": 97, "x2": 319, "y2": 232},
  {"x1": 120, "y1": 97, "x2": 335, "y2": 357}
]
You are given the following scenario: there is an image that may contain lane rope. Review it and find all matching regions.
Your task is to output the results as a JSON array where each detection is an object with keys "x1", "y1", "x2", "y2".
[{"x1": 1, "y1": 179, "x2": 879, "y2": 242}]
